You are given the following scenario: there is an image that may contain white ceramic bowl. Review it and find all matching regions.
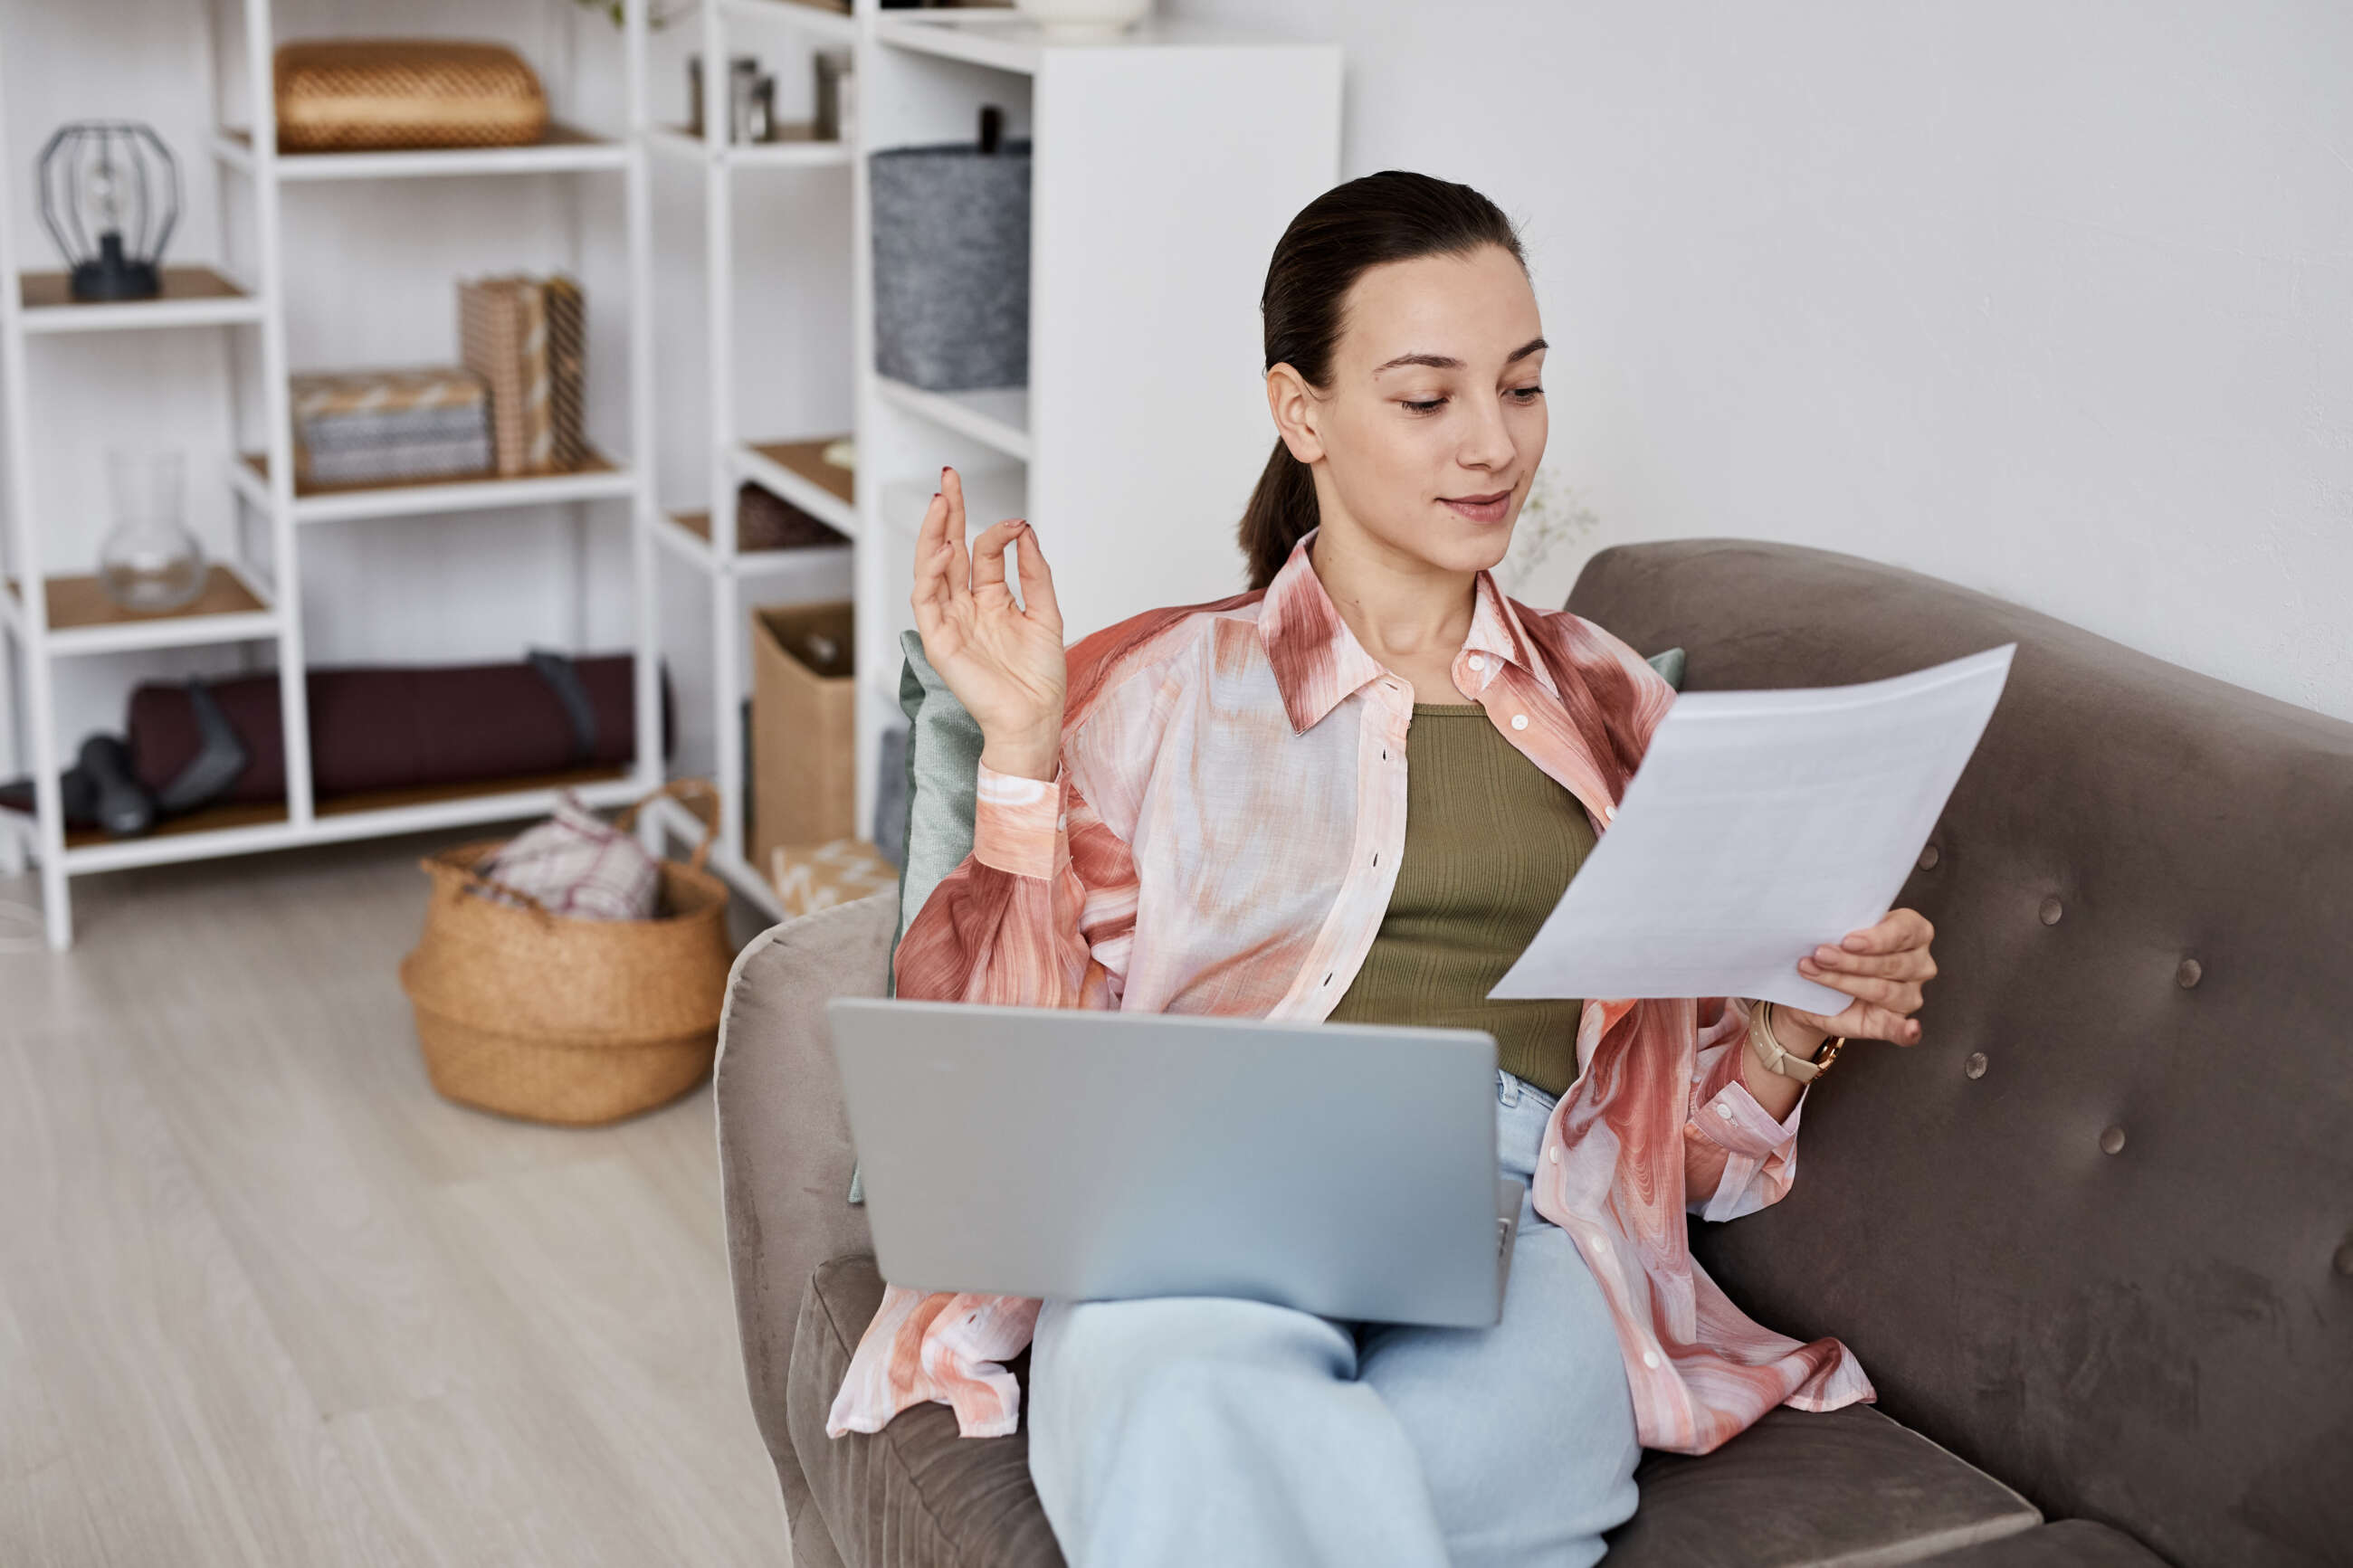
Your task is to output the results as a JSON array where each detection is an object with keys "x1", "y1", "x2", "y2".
[{"x1": 1014, "y1": 0, "x2": 1152, "y2": 40}]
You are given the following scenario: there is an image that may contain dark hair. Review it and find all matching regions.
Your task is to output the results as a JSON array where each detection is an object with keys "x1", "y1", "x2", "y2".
[{"x1": 1239, "y1": 170, "x2": 1528, "y2": 590}]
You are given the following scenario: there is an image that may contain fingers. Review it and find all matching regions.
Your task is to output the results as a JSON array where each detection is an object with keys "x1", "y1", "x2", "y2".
[
  {"x1": 1010, "y1": 520, "x2": 1062, "y2": 632},
  {"x1": 1802, "y1": 968, "x2": 1925, "y2": 1014},
  {"x1": 941, "y1": 467, "x2": 972, "y2": 593},
  {"x1": 1841, "y1": 908, "x2": 1933, "y2": 955},
  {"x1": 906, "y1": 468, "x2": 1060, "y2": 647},
  {"x1": 1837, "y1": 1003, "x2": 1924, "y2": 1047},
  {"x1": 969, "y1": 518, "x2": 1024, "y2": 603},
  {"x1": 910, "y1": 488, "x2": 956, "y2": 632},
  {"x1": 1804, "y1": 943, "x2": 1937, "y2": 983}
]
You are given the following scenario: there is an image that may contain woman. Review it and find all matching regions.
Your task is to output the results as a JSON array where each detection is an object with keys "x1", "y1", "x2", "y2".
[{"x1": 828, "y1": 172, "x2": 1935, "y2": 1567}]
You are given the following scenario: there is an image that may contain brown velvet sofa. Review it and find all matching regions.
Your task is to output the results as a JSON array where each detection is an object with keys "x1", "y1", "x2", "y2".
[{"x1": 714, "y1": 540, "x2": 2353, "y2": 1567}]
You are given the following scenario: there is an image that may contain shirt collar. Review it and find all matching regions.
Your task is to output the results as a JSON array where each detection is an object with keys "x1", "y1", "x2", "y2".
[{"x1": 1257, "y1": 528, "x2": 1560, "y2": 735}]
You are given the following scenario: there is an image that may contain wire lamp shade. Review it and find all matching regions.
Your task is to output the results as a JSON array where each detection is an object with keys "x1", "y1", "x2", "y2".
[{"x1": 38, "y1": 122, "x2": 180, "y2": 301}]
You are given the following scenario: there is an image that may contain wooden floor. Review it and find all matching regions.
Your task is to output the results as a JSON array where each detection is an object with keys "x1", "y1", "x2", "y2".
[{"x1": 0, "y1": 834, "x2": 792, "y2": 1566}]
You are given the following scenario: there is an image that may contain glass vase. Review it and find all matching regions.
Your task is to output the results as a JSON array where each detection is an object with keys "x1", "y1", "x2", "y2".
[{"x1": 98, "y1": 448, "x2": 205, "y2": 613}]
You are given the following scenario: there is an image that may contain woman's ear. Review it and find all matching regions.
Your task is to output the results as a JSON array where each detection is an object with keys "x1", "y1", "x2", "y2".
[{"x1": 1265, "y1": 364, "x2": 1326, "y2": 465}]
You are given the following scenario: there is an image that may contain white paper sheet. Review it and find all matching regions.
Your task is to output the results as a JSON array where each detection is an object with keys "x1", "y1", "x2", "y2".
[{"x1": 1490, "y1": 645, "x2": 2015, "y2": 1014}]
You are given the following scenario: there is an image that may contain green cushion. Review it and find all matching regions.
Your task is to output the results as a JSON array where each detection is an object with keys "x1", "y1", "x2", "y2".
[
  {"x1": 887, "y1": 630, "x2": 987, "y2": 994},
  {"x1": 883, "y1": 633, "x2": 1688, "y2": 982}
]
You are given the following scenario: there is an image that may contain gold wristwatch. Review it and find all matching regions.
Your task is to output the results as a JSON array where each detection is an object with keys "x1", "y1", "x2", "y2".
[{"x1": 1747, "y1": 1001, "x2": 1844, "y2": 1083}]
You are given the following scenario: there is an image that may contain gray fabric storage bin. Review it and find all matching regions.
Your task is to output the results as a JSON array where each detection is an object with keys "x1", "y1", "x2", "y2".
[{"x1": 870, "y1": 140, "x2": 1032, "y2": 392}]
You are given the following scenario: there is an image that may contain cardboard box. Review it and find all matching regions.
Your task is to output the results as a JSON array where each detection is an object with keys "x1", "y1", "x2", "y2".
[{"x1": 751, "y1": 600, "x2": 856, "y2": 870}]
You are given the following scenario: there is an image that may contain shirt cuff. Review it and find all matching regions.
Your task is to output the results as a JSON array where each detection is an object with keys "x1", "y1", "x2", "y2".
[
  {"x1": 971, "y1": 763, "x2": 1064, "y2": 880},
  {"x1": 1692, "y1": 1076, "x2": 1804, "y2": 1160}
]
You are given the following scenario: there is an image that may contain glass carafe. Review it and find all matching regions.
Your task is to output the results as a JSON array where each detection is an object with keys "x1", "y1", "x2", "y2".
[{"x1": 98, "y1": 448, "x2": 205, "y2": 613}]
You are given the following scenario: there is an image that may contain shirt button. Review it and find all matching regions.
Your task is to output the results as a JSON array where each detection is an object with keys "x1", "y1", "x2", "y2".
[
  {"x1": 1467, "y1": 654, "x2": 1486, "y2": 671},
  {"x1": 1547, "y1": 1146, "x2": 1561, "y2": 1165},
  {"x1": 1510, "y1": 714, "x2": 1529, "y2": 730},
  {"x1": 1715, "y1": 1102, "x2": 1734, "y2": 1120},
  {"x1": 1642, "y1": 1350, "x2": 1662, "y2": 1370}
]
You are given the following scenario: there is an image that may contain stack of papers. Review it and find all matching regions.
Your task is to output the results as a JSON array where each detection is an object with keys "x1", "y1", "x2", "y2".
[{"x1": 1491, "y1": 646, "x2": 2015, "y2": 1014}]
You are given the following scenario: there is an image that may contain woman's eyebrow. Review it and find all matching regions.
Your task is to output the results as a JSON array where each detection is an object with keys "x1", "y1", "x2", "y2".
[{"x1": 1372, "y1": 337, "x2": 1549, "y2": 375}]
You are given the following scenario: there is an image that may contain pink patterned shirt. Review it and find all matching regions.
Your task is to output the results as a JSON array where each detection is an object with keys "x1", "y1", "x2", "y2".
[{"x1": 828, "y1": 531, "x2": 1873, "y2": 1454}]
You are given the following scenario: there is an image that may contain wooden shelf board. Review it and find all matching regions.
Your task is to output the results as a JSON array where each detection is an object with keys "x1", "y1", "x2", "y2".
[
  {"x1": 66, "y1": 799, "x2": 288, "y2": 850},
  {"x1": 748, "y1": 437, "x2": 855, "y2": 508},
  {"x1": 242, "y1": 449, "x2": 617, "y2": 499},
  {"x1": 217, "y1": 122, "x2": 626, "y2": 181},
  {"x1": 221, "y1": 120, "x2": 612, "y2": 154},
  {"x1": 19, "y1": 265, "x2": 248, "y2": 311},
  {"x1": 659, "y1": 121, "x2": 839, "y2": 147},
  {"x1": 238, "y1": 451, "x2": 630, "y2": 523},
  {"x1": 662, "y1": 507, "x2": 854, "y2": 567},
  {"x1": 17, "y1": 565, "x2": 266, "y2": 632},
  {"x1": 315, "y1": 765, "x2": 634, "y2": 820},
  {"x1": 61, "y1": 765, "x2": 633, "y2": 850}
]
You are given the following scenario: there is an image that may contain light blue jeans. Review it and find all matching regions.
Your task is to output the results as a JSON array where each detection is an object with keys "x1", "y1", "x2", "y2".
[{"x1": 1027, "y1": 1071, "x2": 1642, "y2": 1568}]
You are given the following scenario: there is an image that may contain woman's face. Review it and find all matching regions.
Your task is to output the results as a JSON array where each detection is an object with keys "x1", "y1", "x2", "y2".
[{"x1": 1273, "y1": 243, "x2": 1548, "y2": 575}]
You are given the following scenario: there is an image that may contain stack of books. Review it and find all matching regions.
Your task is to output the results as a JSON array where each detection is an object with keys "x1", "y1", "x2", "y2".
[
  {"x1": 291, "y1": 367, "x2": 494, "y2": 487},
  {"x1": 459, "y1": 273, "x2": 588, "y2": 475}
]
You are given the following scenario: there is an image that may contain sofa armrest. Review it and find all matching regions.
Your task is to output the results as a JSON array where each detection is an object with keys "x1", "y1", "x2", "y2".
[{"x1": 714, "y1": 891, "x2": 895, "y2": 1545}]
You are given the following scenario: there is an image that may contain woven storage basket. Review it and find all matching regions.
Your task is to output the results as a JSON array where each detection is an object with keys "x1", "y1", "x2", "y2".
[
  {"x1": 275, "y1": 40, "x2": 548, "y2": 153},
  {"x1": 399, "y1": 782, "x2": 733, "y2": 1126}
]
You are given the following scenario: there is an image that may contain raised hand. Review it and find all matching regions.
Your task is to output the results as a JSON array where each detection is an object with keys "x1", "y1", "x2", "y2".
[{"x1": 910, "y1": 466, "x2": 1066, "y2": 782}]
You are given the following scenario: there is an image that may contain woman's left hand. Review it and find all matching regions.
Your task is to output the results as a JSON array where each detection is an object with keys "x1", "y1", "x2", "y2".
[{"x1": 1782, "y1": 908, "x2": 1937, "y2": 1046}]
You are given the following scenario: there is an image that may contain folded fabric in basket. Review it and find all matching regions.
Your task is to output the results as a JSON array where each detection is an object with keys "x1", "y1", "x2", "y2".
[{"x1": 479, "y1": 790, "x2": 659, "y2": 921}]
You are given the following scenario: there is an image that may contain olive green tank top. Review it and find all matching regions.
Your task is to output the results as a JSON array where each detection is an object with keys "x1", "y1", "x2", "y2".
[{"x1": 1325, "y1": 702, "x2": 1595, "y2": 1098}]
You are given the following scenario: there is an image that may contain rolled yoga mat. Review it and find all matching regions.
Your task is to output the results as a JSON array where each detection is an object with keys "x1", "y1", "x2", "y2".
[{"x1": 128, "y1": 653, "x2": 669, "y2": 807}]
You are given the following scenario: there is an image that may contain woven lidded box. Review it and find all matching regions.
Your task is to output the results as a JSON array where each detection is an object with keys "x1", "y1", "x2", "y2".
[
  {"x1": 291, "y1": 366, "x2": 491, "y2": 486},
  {"x1": 275, "y1": 40, "x2": 548, "y2": 153}
]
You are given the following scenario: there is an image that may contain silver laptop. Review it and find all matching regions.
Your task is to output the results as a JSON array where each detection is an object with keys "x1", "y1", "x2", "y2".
[{"x1": 827, "y1": 998, "x2": 1519, "y2": 1328}]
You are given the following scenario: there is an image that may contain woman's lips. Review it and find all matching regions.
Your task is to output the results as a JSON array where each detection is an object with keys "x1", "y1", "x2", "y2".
[{"x1": 1442, "y1": 489, "x2": 1513, "y2": 524}]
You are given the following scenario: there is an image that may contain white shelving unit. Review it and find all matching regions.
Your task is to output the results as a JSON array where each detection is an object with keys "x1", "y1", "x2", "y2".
[
  {"x1": 845, "y1": 12, "x2": 1342, "y2": 833},
  {"x1": 0, "y1": 0, "x2": 1340, "y2": 948},
  {"x1": 0, "y1": 0, "x2": 666, "y2": 948},
  {"x1": 634, "y1": 0, "x2": 864, "y2": 922},
  {"x1": 636, "y1": 5, "x2": 1341, "y2": 909}
]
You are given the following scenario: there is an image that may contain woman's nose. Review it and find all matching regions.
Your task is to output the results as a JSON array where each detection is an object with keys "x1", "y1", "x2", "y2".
[{"x1": 1456, "y1": 392, "x2": 1519, "y2": 472}]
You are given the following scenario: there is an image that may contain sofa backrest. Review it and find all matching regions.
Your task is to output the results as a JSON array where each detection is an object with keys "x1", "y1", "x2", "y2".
[{"x1": 1567, "y1": 540, "x2": 2353, "y2": 1568}]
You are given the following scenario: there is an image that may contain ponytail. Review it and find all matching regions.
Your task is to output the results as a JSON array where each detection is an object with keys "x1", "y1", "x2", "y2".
[
  {"x1": 1240, "y1": 438, "x2": 1320, "y2": 591},
  {"x1": 1238, "y1": 171, "x2": 1526, "y2": 592}
]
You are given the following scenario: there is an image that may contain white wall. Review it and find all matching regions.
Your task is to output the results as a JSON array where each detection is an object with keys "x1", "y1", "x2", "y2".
[
  {"x1": 1167, "y1": 0, "x2": 2353, "y2": 723},
  {"x1": 2, "y1": 0, "x2": 853, "y2": 777},
  {"x1": 11, "y1": 0, "x2": 2348, "y2": 787}
]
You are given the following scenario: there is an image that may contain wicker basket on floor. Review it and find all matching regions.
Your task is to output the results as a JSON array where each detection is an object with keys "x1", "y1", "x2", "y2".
[{"x1": 399, "y1": 781, "x2": 733, "y2": 1126}]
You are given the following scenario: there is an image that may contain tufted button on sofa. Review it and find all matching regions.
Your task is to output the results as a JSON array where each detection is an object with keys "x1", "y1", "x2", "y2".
[{"x1": 713, "y1": 540, "x2": 2351, "y2": 1567}]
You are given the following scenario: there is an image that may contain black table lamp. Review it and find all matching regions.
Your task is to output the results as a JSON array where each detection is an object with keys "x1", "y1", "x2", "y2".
[{"x1": 38, "y1": 122, "x2": 179, "y2": 301}]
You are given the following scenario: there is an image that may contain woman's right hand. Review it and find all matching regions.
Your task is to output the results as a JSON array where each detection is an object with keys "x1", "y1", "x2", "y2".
[{"x1": 910, "y1": 466, "x2": 1066, "y2": 782}]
